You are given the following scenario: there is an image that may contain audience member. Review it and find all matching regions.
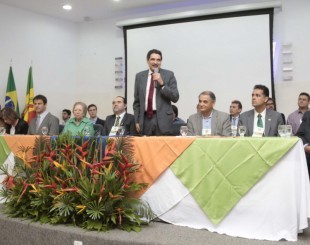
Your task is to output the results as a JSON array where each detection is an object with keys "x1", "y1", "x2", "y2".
[
  {"x1": 1, "y1": 107, "x2": 28, "y2": 135},
  {"x1": 266, "y1": 97, "x2": 286, "y2": 124},
  {"x1": 229, "y1": 100, "x2": 242, "y2": 127},
  {"x1": 62, "y1": 102, "x2": 94, "y2": 136},
  {"x1": 171, "y1": 104, "x2": 186, "y2": 136},
  {"x1": 87, "y1": 104, "x2": 105, "y2": 127},
  {"x1": 61, "y1": 109, "x2": 71, "y2": 125},
  {"x1": 133, "y1": 49, "x2": 179, "y2": 136},
  {"x1": 239, "y1": 85, "x2": 283, "y2": 137},
  {"x1": 103, "y1": 96, "x2": 136, "y2": 136},
  {"x1": 0, "y1": 110, "x2": 5, "y2": 127},
  {"x1": 172, "y1": 105, "x2": 186, "y2": 125},
  {"x1": 296, "y1": 111, "x2": 310, "y2": 177},
  {"x1": 187, "y1": 91, "x2": 231, "y2": 136},
  {"x1": 28, "y1": 94, "x2": 59, "y2": 135},
  {"x1": 287, "y1": 92, "x2": 310, "y2": 135}
]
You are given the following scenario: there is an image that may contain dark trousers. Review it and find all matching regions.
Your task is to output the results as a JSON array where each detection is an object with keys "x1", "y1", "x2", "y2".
[{"x1": 143, "y1": 112, "x2": 162, "y2": 136}]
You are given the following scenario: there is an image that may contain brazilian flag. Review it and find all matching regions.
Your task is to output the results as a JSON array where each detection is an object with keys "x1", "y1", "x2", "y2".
[{"x1": 5, "y1": 66, "x2": 20, "y2": 115}]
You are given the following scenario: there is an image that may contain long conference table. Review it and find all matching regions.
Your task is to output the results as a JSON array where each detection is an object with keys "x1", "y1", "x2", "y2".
[{"x1": 0, "y1": 135, "x2": 309, "y2": 241}]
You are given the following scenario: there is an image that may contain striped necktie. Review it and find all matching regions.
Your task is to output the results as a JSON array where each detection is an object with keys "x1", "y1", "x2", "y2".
[{"x1": 115, "y1": 116, "x2": 120, "y2": 126}]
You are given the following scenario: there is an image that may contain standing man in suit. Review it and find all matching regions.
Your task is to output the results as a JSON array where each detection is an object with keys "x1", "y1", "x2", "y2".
[
  {"x1": 296, "y1": 111, "x2": 310, "y2": 177},
  {"x1": 187, "y1": 91, "x2": 231, "y2": 136},
  {"x1": 28, "y1": 94, "x2": 59, "y2": 135},
  {"x1": 87, "y1": 104, "x2": 105, "y2": 128},
  {"x1": 239, "y1": 85, "x2": 283, "y2": 137},
  {"x1": 103, "y1": 96, "x2": 136, "y2": 136},
  {"x1": 133, "y1": 49, "x2": 179, "y2": 136}
]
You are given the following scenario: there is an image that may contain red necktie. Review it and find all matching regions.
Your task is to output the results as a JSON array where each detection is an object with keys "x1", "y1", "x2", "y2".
[{"x1": 146, "y1": 73, "x2": 155, "y2": 119}]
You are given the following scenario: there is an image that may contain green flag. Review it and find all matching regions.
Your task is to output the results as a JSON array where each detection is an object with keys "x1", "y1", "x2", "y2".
[{"x1": 5, "y1": 66, "x2": 20, "y2": 115}]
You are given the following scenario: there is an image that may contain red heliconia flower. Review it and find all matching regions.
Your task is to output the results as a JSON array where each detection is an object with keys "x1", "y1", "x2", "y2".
[
  {"x1": 3, "y1": 175, "x2": 15, "y2": 190},
  {"x1": 81, "y1": 140, "x2": 89, "y2": 150}
]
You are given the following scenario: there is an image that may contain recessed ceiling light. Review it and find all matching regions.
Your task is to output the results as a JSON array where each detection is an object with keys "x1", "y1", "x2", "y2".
[
  {"x1": 63, "y1": 4, "x2": 72, "y2": 10},
  {"x1": 113, "y1": 0, "x2": 121, "y2": 2}
]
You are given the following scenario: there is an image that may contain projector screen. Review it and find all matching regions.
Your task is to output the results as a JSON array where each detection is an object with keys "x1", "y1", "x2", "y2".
[{"x1": 124, "y1": 9, "x2": 274, "y2": 121}]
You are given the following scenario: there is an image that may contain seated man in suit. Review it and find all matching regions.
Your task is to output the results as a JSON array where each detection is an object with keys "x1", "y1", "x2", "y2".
[
  {"x1": 171, "y1": 105, "x2": 186, "y2": 136},
  {"x1": 103, "y1": 96, "x2": 137, "y2": 136},
  {"x1": 239, "y1": 85, "x2": 283, "y2": 137},
  {"x1": 229, "y1": 100, "x2": 242, "y2": 127},
  {"x1": 296, "y1": 111, "x2": 310, "y2": 177},
  {"x1": 28, "y1": 94, "x2": 59, "y2": 135},
  {"x1": 87, "y1": 104, "x2": 105, "y2": 127},
  {"x1": 187, "y1": 91, "x2": 231, "y2": 136}
]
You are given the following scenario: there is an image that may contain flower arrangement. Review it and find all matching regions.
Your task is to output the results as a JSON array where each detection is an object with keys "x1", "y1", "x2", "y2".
[{"x1": 0, "y1": 134, "x2": 153, "y2": 232}]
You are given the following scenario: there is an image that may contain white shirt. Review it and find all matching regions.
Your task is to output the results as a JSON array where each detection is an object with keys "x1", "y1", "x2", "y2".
[
  {"x1": 115, "y1": 111, "x2": 126, "y2": 126},
  {"x1": 253, "y1": 109, "x2": 266, "y2": 136},
  {"x1": 145, "y1": 70, "x2": 157, "y2": 111},
  {"x1": 37, "y1": 111, "x2": 49, "y2": 128}
]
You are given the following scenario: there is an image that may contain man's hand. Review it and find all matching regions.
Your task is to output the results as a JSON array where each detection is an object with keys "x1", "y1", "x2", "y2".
[
  {"x1": 305, "y1": 145, "x2": 310, "y2": 154},
  {"x1": 152, "y1": 73, "x2": 164, "y2": 86}
]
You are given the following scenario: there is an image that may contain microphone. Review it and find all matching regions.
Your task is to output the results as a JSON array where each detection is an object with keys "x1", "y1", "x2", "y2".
[{"x1": 153, "y1": 67, "x2": 159, "y2": 88}]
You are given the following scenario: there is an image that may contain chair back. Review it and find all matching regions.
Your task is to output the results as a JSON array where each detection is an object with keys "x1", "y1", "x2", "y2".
[
  {"x1": 59, "y1": 124, "x2": 65, "y2": 134},
  {"x1": 93, "y1": 124, "x2": 104, "y2": 136}
]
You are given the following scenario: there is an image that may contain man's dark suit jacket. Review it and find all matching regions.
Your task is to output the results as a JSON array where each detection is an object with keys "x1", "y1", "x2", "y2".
[
  {"x1": 296, "y1": 111, "x2": 310, "y2": 172},
  {"x1": 95, "y1": 117, "x2": 105, "y2": 127},
  {"x1": 103, "y1": 113, "x2": 137, "y2": 136},
  {"x1": 133, "y1": 68, "x2": 179, "y2": 135},
  {"x1": 5, "y1": 118, "x2": 28, "y2": 134}
]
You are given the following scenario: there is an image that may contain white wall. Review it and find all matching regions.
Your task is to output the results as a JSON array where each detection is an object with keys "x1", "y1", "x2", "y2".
[
  {"x1": 273, "y1": 0, "x2": 310, "y2": 117},
  {"x1": 0, "y1": 4, "x2": 78, "y2": 119},
  {"x1": 0, "y1": 0, "x2": 309, "y2": 121},
  {"x1": 77, "y1": 0, "x2": 310, "y2": 120}
]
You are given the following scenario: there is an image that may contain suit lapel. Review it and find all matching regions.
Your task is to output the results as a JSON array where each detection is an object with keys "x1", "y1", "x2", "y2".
[
  {"x1": 197, "y1": 113, "x2": 203, "y2": 135},
  {"x1": 264, "y1": 110, "x2": 271, "y2": 136},
  {"x1": 142, "y1": 71, "x2": 148, "y2": 98},
  {"x1": 121, "y1": 113, "x2": 127, "y2": 126},
  {"x1": 248, "y1": 110, "x2": 255, "y2": 136},
  {"x1": 211, "y1": 110, "x2": 218, "y2": 134}
]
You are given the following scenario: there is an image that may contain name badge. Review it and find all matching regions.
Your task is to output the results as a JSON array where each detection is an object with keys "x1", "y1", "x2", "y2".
[
  {"x1": 109, "y1": 126, "x2": 119, "y2": 136},
  {"x1": 252, "y1": 127, "x2": 264, "y2": 137},
  {"x1": 202, "y1": 128, "x2": 211, "y2": 136}
]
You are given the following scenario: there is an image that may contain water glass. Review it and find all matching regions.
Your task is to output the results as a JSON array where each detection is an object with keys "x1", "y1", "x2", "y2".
[
  {"x1": 285, "y1": 125, "x2": 292, "y2": 137},
  {"x1": 231, "y1": 126, "x2": 237, "y2": 137},
  {"x1": 117, "y1": 126, "x2": 125, "y2": 136},
  {"x1": 41, "y1": 126, "x2": 48, "y2": 135},
  {"x1": 278, "y1": 125, "x2": 286, "y2": 137},
  {"x1": 180, "y1": 126, "x2": 188, "y2": 136},
  {"x1": 83, "y1": 126, "x2": 90, "y2": 136},
  {"x1": 238, "y1": 126, "x2": 246, "y2": 137},
  {"x1": 0, "y1": 127, "x2": 6, "y2": 135}
]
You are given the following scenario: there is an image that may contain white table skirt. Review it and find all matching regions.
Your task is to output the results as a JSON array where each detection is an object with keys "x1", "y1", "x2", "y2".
[{"x1": 141, "y1": 139, "x2": 310, "y2": 241}]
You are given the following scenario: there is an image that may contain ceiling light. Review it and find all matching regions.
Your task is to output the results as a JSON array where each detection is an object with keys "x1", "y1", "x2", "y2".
[{"x1": 62, "y1": 4, "x2": 72, "y2": 10}]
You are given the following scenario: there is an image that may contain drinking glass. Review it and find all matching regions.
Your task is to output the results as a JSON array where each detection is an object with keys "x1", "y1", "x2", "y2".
[
  {"x1": 278, "y1": 125, "x2": 286, "y2": 137},
  {"x1": 285, "y1": 125, "x2": 292, "y2": 137},
  {"x1": 0, "y1": 127, "x2": 6, "y2": 135},
  {"x1": 83, "y1": 126, "x2": 90, "y2": 136},
  {"x1": 231, "y1": 126, "x2": 237, "y2": 137},
  {"x1": 238, "y1": 126, "x2": 246, "y2": 137},
  {"x1": 180, "y1": 126, "x2": 188, "y2": 136},
  {"x1": 117, "y1": 126, "x2": 125, "y2": 136},
  {"x1": 41, "y1": 126, "x2": 48, "y2": 135}
]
